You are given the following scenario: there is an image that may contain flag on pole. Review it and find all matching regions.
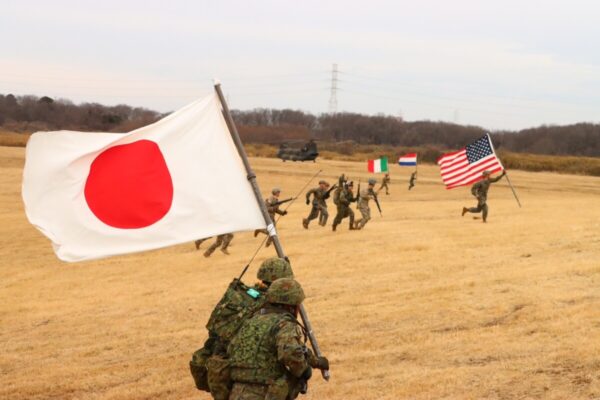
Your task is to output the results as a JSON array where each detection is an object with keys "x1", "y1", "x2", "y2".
[
  {"x1": 398, "y1": 153, "x2": 417, "y2": 166},
  {"x1": 22, "y1": 93, "x2": 266, "y2": 262},
  {"x1": 367, "y1": 156, "x2": 388, "y2": 173},
  {"x1": 437, "y1": 135, "x2": 504, "y2": 189}
]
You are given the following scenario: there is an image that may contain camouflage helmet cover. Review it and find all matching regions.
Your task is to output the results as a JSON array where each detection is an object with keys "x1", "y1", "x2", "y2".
[
  {"x1": 266, "y1": 278, "x2": 305, "y2": 305},
  {"x1": 257, "y1": 257, "x2": 293, "y2": 283},
  {"x1": 368, "y1": 178, "x2": 377, "y2": 185},
  {"x1": 272, "y1": 187, "x2": 281, "y2": 194},
  {"x1": 482, "y1": 170, "x2": 491, "y2": 176}
]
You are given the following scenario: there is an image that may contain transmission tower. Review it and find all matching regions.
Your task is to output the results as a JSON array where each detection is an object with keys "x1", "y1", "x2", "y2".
[{"x1": 328, "y1": 63, "x2": 338, "y2": 114}]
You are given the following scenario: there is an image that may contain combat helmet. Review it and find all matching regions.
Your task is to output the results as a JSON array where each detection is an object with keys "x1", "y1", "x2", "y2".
[
  {"x1": 266, "y1": 278, "x2": 305, "y2": 305},
  {"x1": 482, "y1": 170, "x2": 491, "y2": 176},
  {"x1": 257, "y1": 257, "x2": 293, "y2": 283},
  {"x1": 272, "y1": 187, "x2": 281, "y2": 194},
  {"x1": 368, "y1": 178, "x2": 377, "y2": 185}
]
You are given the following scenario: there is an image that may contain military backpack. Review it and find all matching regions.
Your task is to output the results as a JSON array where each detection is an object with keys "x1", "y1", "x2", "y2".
[
  {"x1": 190, "y1": 278, "x2": 266, "y2": 392},
  {"x1": 332, "y1": 186, "x2": 343, "y2": 206},
  {"x1": 206, "y1": 278, "x2": 266, "y2": 341}
]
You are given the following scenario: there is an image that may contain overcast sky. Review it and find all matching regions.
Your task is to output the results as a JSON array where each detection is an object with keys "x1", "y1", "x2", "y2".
[{"x1": 1, "y1": 0, "x2": 599, "y2": 130}]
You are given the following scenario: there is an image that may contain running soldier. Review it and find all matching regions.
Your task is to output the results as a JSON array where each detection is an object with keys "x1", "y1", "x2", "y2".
[
  {"x1": 254, "y1": 188, "x2": 288, "y2": 247},
  {"x1": 462, "y1": 170, "x2": 506, "y2": 223},
  {"x1": 197, "y1": 234, "x2": 235, "y2": 257},
  {"x1": 380, "y1": 173, "x2": 391, "y2": 195},
  {"x1": 303, "y1": 180, "x2": 332, "y2": 229},
  {"x1": 354, "y1": 178, "x2": 380, "y2": 230},
  {"x1": 332, "y1": 181, "x2": 357, "y2": 231},
  {"x1": 227, "y1": 278, "x2": 329, "y2": 400},
  {"x1": 408, "y1": 171, "x2": 417, "y2": 190}
]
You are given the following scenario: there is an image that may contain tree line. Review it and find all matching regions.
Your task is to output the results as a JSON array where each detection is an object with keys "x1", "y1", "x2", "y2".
[
  {"x1": 234, "y1": 108, "x2": 600, "y2": 157},
  {"x1": 1, "y1": 94, "x2": 598, "y2": 157},
  {"x1": 0, "y1": 93, "x2": 162, "y2": 133}
]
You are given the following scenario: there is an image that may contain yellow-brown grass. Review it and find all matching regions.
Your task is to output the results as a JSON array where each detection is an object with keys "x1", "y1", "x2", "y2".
[
  {"x1": 1, "y1": 146, "x2": 599, "y2": 399},
  {"x1": 0, "y1": 130, "x2": 30, "y2": 147}
]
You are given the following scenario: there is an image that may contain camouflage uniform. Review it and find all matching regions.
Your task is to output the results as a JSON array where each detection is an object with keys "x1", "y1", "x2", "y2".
[
  {"x1": 255, "y1": 189, "x2": 287, "y2": 247},
  {"x1": 201, "y1": 233, "x2": 235, "y2": 257},
  {"x1": 463, "y1": 171, "x2": 505, "y2": 222},
  {"x1": 380, "y1": 174, "x2": 391, "y2": 195},
  {"x1": 408, "y1": 171, "x2": 417, "y2": 190},
  {"x1": 332, "y1": 182, "x2": 356, "y2": 231},
  {"x1": 190, "y1": 258, "x2": 293, "y2": 399},
  {"x1": 303, "y1": 182, "x2": 330, "y2": 228},
  {"x1": 355, "y1": 180, "x2": 379, "y2": 230},
  {"x1": 227, "y1": 278, "x2": 328, "y2": 400}
]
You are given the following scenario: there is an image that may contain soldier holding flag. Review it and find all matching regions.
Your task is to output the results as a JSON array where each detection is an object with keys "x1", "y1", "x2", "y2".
[{"x1": 462, "y1": 170, "x2": 506, "y2": 223}]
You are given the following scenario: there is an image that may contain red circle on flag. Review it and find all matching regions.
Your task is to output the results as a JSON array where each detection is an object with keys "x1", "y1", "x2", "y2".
[{"x1": 84, "y1": 140, "x2": 173, "y2": 229}]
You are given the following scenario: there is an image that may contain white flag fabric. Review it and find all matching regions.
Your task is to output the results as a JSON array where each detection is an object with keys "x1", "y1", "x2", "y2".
[{"x1": 22, "y1": 93, "x2": 266, "y2": 262}]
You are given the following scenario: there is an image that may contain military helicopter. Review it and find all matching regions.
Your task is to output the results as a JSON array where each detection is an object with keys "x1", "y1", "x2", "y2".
[{"x1": 277, "y1": 139, "x2": 319, "y2": 162}]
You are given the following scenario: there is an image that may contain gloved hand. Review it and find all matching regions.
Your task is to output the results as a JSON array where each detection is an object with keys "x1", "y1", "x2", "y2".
[
  {"x1": 312, "y1": 356, "x2": 329, "y2": 370},
  {"x1": 306, "y1": 199, "x2": 310, "y2": 205},
  {"x1": 307, "y1": 350, "x2": 329, "y2": 370}
]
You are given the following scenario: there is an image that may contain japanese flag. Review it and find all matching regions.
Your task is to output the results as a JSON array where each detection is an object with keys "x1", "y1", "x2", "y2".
[{"x1": 22, "y1": 92, "x2": 266, "y2": 262}]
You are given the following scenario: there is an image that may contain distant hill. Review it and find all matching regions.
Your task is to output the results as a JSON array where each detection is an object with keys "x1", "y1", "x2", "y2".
[{"x1": 1, "y1": 93, "x2": 599, "y2": 157}]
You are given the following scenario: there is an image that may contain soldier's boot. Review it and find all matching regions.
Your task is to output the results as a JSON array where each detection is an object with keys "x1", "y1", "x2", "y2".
[
  {"x1": 220, "y1": 247, "x2": 230, "y2": 255},
  {"x1": 203, "y1": 247, "x2": 216, "y2": 257},
  {"x1": 332, "y1": 223, "x2": 337, "y2": 231},
  {"x1": 482, "y1": 207, "x2": 488, "y2": 223},
  {"x1": 462, "y1": 207, "x2": 468, "y2": 216},
  {"x1": 302, "y1": 218, "x2": 309, "y2": 229},
  {"x1": 254, "y1": 229, "x2": 260, "y2": 237},
  {"x1": 194, "y1": 240, "x2": 202, "y2": 250}
]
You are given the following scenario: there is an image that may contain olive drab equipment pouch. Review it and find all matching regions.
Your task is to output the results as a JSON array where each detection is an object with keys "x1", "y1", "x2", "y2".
[
  {"x1": 265, "y1": 376, "x2": 289, "y2": 400},
  {"x1": 332, "y1": 186, "x2": 342, "y2": 206},
  {"x1": 207, "y1": 355, "x2": 232, "y2": 400},
  {"x1": 189, "y1": 348, "x2": 210, "y2": 391},
  {"x1": 206, "y1": 278, "x2": 265, "y2": 342}
]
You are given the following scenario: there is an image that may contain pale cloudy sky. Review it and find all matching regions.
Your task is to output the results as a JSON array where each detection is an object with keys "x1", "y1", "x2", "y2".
[{"x1": 1, "y1": 0, "x2": 599, "y2": 130}]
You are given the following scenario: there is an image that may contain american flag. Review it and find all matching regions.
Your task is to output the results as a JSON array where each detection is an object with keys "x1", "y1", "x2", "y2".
[{"x1": 437, "y1": 135, "x2": 504, "y2": 189}]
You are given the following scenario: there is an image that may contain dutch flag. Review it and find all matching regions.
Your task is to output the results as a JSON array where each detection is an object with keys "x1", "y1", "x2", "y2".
[{"x1": 398, "y1": 153, "x2": 417, "y2": 166}]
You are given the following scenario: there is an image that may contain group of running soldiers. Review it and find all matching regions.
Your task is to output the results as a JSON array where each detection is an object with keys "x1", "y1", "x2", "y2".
[
  {"x1": 189, "y1": 169, "x2": 507, "y2": 399},
  {"x1": 301, "y1": 174, "x2": 385, "y2": 231},
  {"x1": 195, "y1": 168, "x2": 505, "y2": 257}
]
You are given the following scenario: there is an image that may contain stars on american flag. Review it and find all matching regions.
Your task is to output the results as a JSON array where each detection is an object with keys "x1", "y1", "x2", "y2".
[{"x1": 466, "y1": 136, "x2": 494, "y2": 163}]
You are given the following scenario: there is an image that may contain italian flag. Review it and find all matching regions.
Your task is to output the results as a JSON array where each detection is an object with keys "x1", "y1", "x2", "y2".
[{"x1": 368, "y1": 157, "x2": 388, "y2": 173}]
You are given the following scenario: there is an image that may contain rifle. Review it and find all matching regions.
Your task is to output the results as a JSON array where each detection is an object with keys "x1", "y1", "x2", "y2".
[
  {"x1": 370, "y1": 188, "x2": 382, "y2": 216},
  {"x1": 323, "y1": 184, "x2": 338, "y2": 200},
  {"x1": 270, "y1": 197, "x2": 295, "y2": 207}
]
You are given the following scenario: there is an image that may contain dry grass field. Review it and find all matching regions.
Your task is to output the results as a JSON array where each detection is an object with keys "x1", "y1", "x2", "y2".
[{"x1": 1, "y1": 145, "x2": 599, "y2": 400}]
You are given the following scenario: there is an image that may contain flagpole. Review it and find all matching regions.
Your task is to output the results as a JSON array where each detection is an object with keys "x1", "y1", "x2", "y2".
[
  {"x1": 214, "y1": 81, "x2": 330, "y2": 381},
  {"x1": 486, "y1": 133, "x2": 521, "y2": 208},
  {"x1": 415, "y1": 152, "x2": 418, "y2": 175}
]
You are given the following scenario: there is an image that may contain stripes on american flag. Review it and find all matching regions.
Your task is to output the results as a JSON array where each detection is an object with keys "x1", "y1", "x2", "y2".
[{"x1": 437, "y1": 135, "x2": 504, "y2": 189}]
